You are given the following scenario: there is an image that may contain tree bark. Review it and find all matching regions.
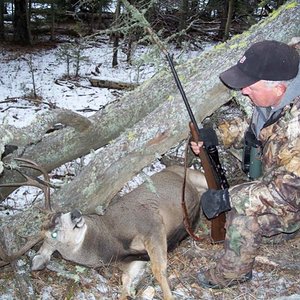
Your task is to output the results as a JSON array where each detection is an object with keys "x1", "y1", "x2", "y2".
[
  {"x1": 178, "y1": 0, "x2": 189, "y2": 44},
  {"x1": 1, "y1": 227, "x2": 36, "y2": 299},
  {"x1": 13, "y1": 0, "x2": 32, "y2": 45},
  {"x1": 89, "y1": 78, "x2": 139, "y2": 90},
  {"x1": 112, "y1": 0, "x2": 121, "y2": 67},
  {"x1": 0, "y1": 0, "x2": 299, "y2": 241},
  {"x1": 224, "y1": 0, "x2": 234, "y2": 41},
  {"x1": 0, "y1": 0, "x2": 4, "y2": 40}
]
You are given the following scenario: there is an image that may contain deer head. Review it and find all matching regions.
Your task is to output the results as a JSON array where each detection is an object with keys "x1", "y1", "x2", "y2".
[{"x1": 31, "y1": 209, "x2": 88, "y2": 271}]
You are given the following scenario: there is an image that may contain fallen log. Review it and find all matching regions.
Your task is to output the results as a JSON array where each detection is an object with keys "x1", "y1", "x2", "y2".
[{"x1": 89, "y1": 78, "x2": 139, "y2": 90}]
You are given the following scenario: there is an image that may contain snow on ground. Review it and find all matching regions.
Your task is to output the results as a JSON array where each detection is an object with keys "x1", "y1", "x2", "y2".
[
  {"x1": 0, "y1": 36, "x2": 206, "y2": 127},
  {"x1": 0, "y1": 37, "x2": 153, "y2": 127}
]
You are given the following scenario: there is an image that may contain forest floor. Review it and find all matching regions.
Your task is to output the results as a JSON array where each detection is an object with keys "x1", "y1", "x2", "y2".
[{"x1": 0, "y1": 223, "x2": 299, "y2": 299}]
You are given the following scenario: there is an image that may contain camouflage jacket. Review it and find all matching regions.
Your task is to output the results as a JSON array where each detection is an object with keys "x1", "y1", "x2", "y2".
[{"x1": 217, "y1": 94, "x2": 300, "y2": 235}]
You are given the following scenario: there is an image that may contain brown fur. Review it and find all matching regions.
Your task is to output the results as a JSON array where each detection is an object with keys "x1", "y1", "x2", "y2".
[{"x1": 31, "y1": 165, "x2": 207, "y2": 300}]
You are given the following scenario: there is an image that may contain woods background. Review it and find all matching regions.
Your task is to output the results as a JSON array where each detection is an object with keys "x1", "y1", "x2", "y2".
[{"x1": 0, "y1": 0, "x2": 299, "y2": 299}]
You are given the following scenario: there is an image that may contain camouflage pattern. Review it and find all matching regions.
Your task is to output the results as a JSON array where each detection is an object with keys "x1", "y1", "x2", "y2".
[{"x1": 207, "y1": 95, "x2": 300, "y2": 285}]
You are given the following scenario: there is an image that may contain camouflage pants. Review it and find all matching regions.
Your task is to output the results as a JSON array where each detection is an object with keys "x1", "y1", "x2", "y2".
[{"x1": 215, "y1": 208, "x2": 300, "y2": 279}]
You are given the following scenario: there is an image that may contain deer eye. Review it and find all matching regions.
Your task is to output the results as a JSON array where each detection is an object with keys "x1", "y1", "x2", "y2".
[{"x1": 51, "y1": 231, "x2": 58, "y2": 239}]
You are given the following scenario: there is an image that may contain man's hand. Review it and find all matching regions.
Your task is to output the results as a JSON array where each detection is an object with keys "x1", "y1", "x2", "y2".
[
  {"x1": 200, "y1": 189, "x2": 231, "y2": 219},
  {"x1": 190, "y1": 127, "x2": 218, "y2": 155},
  {"x1": 190, "y1": 141, "x2": 204, "y2": 155}
]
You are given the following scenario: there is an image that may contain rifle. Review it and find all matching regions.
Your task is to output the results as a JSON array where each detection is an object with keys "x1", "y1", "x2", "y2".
[
  {"x1": 145, "y1": 28, "x2": 229, "y2": 243},
  {"x1": 166, "y1": 52, "x2": 229, "y2": 242},
  {"x1": 120, "y1": 0, "x2": 228, "y2": 242}
]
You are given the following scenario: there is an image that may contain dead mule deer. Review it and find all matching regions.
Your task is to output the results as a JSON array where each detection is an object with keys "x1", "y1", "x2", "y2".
[{"x1": 31, "y1": 165, "x2": 208, "y2": 300}]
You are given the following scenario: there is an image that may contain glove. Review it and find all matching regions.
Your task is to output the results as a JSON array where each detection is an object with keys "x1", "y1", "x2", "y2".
[
  {"x1": 199, "y1": 127, "x2": 219, "y2": 148},
  {"x1": 200, "y1": 188, "x2": 231, "y2": 219}
]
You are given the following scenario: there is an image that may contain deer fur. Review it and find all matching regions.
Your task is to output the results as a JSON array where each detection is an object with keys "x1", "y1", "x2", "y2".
[{"x1": 31, "y1": 165, "x2": 207, "y2": 300}]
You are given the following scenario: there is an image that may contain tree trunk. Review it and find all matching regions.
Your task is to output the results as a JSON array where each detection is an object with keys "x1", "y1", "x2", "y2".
[
  {"x1": 13, "y1": 0, "x2": 32, "y2": 45},
  {"x1": 224, "y1": 0, "x2": 234, "y2": 41},
  {"x1": 50, "y1": 0, "x2": 55, "y2": 41},
  {"x1": 0, "y1": 0, "x2": 299, "y2": 244},
  {"x1": 89, "y1": 78, "x2": 139, "y2": 90},
  {"x1": 178, "y1": 0, "x2": 189, "y2": 45},
  {"x1": 98, "y1": 2, "x2": 103, "y2": 29},
  {"x1": 112, "y1": 0, "x2": 121, "y2": 67},
  {"x1": 0, "y1": 0, "x2": 4, "y2": 40},
  {"x1": 217, "y1": 0, "x2": 228, "y2": 40}
]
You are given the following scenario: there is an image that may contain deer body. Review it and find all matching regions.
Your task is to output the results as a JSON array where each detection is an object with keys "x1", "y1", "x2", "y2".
[{"x1": 32, "y1": 165, "x2": 208, "y2": 300}]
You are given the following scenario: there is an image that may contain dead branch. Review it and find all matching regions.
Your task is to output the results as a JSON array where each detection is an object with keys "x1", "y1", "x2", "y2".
[{"x1": 89, "y1": 78, "x2": 139, "y2": 90}]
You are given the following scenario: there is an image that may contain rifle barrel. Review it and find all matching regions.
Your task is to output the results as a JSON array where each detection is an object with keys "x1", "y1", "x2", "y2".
[{"x1": 165, "y1": 53, "x2": 202, "y2": 133}]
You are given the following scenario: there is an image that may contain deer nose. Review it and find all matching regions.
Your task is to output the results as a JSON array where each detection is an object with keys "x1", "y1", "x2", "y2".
[{"x1": 71, "y1": 209, "x2": 82, "y2": 221}]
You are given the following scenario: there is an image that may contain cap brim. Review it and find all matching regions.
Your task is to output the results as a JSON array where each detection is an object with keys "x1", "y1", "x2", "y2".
[{"x1": 219, "y1": 65, "x2": 258, "y2": 89}]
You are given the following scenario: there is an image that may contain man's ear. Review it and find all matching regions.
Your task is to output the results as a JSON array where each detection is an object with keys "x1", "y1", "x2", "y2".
[{"x1": 276, "y1": 83, "x2": 287, "y2": 97}]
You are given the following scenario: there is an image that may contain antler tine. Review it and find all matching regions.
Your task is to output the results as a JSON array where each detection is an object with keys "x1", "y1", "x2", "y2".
[
  {"x1": 0, "y1": 232, "x2": 44, "y2": 267},
  {"x1": 0, "y1": 158, "x2": 53, "y2": 211},
  {"x1": 16, "y1": 158, "x2": 52, "y2": 211},
  {"x1": 14, "y1": 158, "x2": 50, "y2": 183}
]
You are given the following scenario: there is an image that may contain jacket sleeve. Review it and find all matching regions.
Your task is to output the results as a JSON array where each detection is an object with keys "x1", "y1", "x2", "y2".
[{"x1": 227, "y1": 99, "x2": 300, "y2": 234}]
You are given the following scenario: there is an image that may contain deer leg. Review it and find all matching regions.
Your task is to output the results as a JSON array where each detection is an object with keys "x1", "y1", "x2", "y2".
[
  {"x1": 144, "y1": 232, "x2": 174, "y2": 300},
  {"x1": 31, "y1": 240, "x2": 55, "y2": 271},
  {"x1": 120, "y1": 260, "x2": 147, "y2": 299}
]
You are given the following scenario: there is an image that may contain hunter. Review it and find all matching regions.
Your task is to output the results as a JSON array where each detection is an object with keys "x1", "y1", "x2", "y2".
[{"x1": 191, "y1": 40, "x2": 300, "y2": 288}]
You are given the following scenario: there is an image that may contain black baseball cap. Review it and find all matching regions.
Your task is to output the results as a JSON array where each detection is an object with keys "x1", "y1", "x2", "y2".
[{"x1": 219, "y1": 40, "x2": 299, "y2": 89}]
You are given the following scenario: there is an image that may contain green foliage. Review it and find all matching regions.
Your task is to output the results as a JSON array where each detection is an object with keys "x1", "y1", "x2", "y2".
[{"x1": 56, "y1": 43, "x2": 89, "y2": 78}]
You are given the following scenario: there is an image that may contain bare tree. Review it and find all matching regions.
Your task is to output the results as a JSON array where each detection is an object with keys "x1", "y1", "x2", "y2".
[
  {"x1": 178, "y1": 0, "x2": 189, "y2": 45},
  {"x1": 112, "y1": 0, "x2": 122, "y2": 67},
  {"x1": 0, "y1": 0, "x2": 4, "y2": 40},
  {"x1": 13, "y1": 0, "x2": 32, "y2": 45},
  {"x1": 224, "y1": 0, "x2": 234, "y2": 40}
]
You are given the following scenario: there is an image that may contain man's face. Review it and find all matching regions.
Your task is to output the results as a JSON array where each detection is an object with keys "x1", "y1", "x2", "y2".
[{"x1": 241, "y1": 80, "x2": 283, "y2": 108}]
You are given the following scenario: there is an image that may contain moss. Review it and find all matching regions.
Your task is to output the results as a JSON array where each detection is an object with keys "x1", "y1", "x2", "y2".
[
  {"x1": 127, "y1": 131, "x2": 137, "y2": 141},
  {"x1": 167, "y1": 95, "x2": 175, "y2": 102},
  {"x1": 214, "y1": 42, "x2": 226, "y2": 51},
  {"x1": 285, "y1": 1, "x2": 298, "y2": 9},
  {"x1": 229, "y1": 40, "x2": 248, "y2": 50}
]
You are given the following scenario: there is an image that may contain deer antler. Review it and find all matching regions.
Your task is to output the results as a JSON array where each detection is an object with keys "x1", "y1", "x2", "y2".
[
  {"x1": 1, "y1": 158, "x2": 52, "y2": 210},
  {"x1": 0, "y1": 158, "x2": 53, "y2": 267}
]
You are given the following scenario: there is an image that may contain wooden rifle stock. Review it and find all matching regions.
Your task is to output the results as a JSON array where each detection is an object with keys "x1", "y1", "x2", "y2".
[{"x1": 189, "y1": 122, "x2": 226, "y2": 242}]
